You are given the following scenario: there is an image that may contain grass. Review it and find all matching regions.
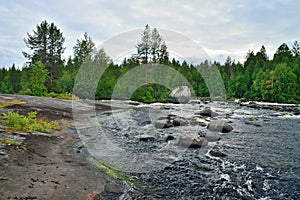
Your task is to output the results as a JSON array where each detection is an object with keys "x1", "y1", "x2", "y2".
[
  {"x1": 1, "y1": 111, "x2": 61, "y2": 133},
  {"x1": 0, "y1": 100, "x2": 26, "y2": 109},
  {"x1": 0, "y1": 137, "x2": 20, "y2": 146}
]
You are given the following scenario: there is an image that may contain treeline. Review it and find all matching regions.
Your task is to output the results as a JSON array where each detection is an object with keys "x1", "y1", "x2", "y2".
[{"x1": 0, "y1": 21, "x2": 299, "y2": 103}]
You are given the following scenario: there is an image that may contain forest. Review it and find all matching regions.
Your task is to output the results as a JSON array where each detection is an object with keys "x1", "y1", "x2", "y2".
[{"x1": 0, "y1": 20, "x2": 299, "y2": 103}]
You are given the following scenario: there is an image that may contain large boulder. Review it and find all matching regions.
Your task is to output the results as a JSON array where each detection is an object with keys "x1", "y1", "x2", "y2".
[
  {"x1": 169, "y1": 86, "x2": 191, "y2": 104},
  {"x1": 208, "y1": 120, "x2": 233, "y2": 133},
  {"x1": 177, "y1": 135, "x2": 208, "y2": 148}
]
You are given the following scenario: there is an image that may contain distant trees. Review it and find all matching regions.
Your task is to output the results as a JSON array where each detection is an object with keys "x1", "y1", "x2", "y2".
[
  {"x1": 0, "y1": 21, "x2": 299, "y2": 103},
  {"x1": 222, "y1": 43, "x2": 299, "y2": 103},
  {"x1": 23, "y1": 20, "x2": 65, "y2": 91},
  {"x1": 135, "y1": 24, "x2": 169, "y2": 64}
]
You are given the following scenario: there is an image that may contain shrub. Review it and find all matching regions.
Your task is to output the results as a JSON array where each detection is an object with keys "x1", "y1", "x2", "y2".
[{"x1": 1, "y1": 111, "x2": 61, "y2": 133}]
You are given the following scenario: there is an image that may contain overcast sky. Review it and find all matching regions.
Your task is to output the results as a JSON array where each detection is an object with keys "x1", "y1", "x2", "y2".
[{"x1": 1, "y1": 0, "x2": 300, "y2": 68}]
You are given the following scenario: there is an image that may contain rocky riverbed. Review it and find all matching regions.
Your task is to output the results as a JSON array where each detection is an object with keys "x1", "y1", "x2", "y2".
[{"x1": 79, "y1": 99, "x2": 300, "y2": 199}]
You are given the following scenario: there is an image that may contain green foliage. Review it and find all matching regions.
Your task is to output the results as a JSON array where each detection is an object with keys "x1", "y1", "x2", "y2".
[
  {"x1": 20, "y1": 62, "x2": 48, "y2": 96},
  {"x1": 1, "y1": 23, "x2": 300, "y2": 104},
  {"x1": 23, "y1": 20, "x2": 65, "y2": 91},
  {"x1": 1, "y1": 111, "x2": 60, "y2": 133},
  {"x1": 0, "y1": 138, "x2": 20, "y2": 146}
]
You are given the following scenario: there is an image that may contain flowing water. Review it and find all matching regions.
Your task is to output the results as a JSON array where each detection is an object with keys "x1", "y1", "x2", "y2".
[{"x1": 76, "y1": 100, "x2": 300, "y2": 199}]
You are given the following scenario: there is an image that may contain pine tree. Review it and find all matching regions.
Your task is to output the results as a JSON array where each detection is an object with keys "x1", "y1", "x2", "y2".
[
  {"x1": 136, "y1": 24, "x2": 151, "y2": 64},
  {"x1": 23, "y1": 20, "x2": 65, "y2": 91},
  {"x1": 73, "y1": 32, "x2": 95, "y2": 66},
  {"x1": 291, "y1": 40, "x2": 300, "y2": 57}
]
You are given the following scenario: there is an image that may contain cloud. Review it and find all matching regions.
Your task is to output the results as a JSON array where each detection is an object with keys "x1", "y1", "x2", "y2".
[{"x1": 1, "y1": 0, "x2": 300, "y2": 67}]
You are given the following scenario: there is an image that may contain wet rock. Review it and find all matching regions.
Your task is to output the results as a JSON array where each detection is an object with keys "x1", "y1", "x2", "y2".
[
  {"x1": 245, "y1": 121, "x2": 262, "y2": 127},
  {"x1": 294, "y1": 110, "x2": 300, "y2": 115},
  {"x1": 189, "y1": 119, "x2": 207, "y2": 126},
  {"x1": 172, "y1": 117, "x2": 188, "y2": 126},
  {"x1": 136, "y1": 134, "x2": 155, "y2": 142},
  {"x1": 200, "y1": 131, "x2": 221, "y2": 142},
  {"x1": 209, "y1": 150, "x2": 227, "y2": 157},
  {"x1": 177, "y1": 135, "x2": 208, "y2": 148},
  {"x1": 155, "y1": 115, "x2": 188, "y2": 128},
  {"x1": 154, "y1": 119, "x2": 174, "y2": 129},
  {"x1": 195, "y1": 108, "x2": 218, "y2": 117},
  {"x1": 169, "y1": 86, "x2": 191, "y2": 104},
  {"x1": 165, "y1": 135, "x2": 175, "y2": 141},
  {"x1": 208, "y1": 120, "x2": 233, "y2": 133}
]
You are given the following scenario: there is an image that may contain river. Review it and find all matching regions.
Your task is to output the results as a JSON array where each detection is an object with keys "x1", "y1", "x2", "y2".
[{"x1": 76, "y1": 100, "x2": 300, "y2": 199}]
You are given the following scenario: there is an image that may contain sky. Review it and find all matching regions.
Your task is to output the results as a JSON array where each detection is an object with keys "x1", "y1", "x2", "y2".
[{"x1": 1, "y1": 0, "x2": 300, "y2": 68}]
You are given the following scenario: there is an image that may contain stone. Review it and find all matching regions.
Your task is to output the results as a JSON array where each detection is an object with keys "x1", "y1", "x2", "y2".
[
  {"x1": 245, "y1": 121, "x2": 261, "y2": 127},
  {"x1": 169, "y1": 86, "x2": 191, "y2": 104},
  {"x1": 208, "y1": 120, "x2": 233, "y2": 133},
  {"x1": 136, "y1": 134, "x2": 155, "y2": 142},
  {"x1": 209, "y1": 150, "x2": 227, "y2": 157},
  {"x1": 177, "y1": 135, "x2": 208, "y2": 148},
  {"x1": 165, "y1": 135, "x2": 175, "y2": 141},
  {"x1": 172, "y1": 117, "x2": 188, "y2": 126},
  {"x1": 202, "y1": 131, "x2": 221, "y2": 142},
  {"x1": 195, "y1": 107, "x2": 218, "y2": 117},
  {"x1": 154, "y1": 119, "x2": 174, "y2": 129}
]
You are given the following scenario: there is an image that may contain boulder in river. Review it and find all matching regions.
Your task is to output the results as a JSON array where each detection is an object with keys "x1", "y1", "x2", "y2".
[
  {"x1": 154, "y1": 119, "x2": 174, "y2": 129},
  {"x1": 136, "y1": 134, "x2": 155, "y2": 142},
  {"x1": 195, "y1": 107, "x2": 218, "y2": 117},
  {"x1": 208, "y1": 120, "x2": 233, "y2": 133},
  {"x1": 199, "y1": 131, "x2": 221, "y2": 142},
  {"x1": 154, "y1": 115, "x2": 188, "y2": 128},
  {"x1": 172, "y1": 117, "x2": 188, "y2": 126},
  {"x1": 177, "y1": 135, "x2": 208, "y2": 148},
  {"x1": 209, "y1": 150, "x2": 227, "y2": 157},
  {"x1": 169, "y1": 86, "x2": 191, "y2": 104}
]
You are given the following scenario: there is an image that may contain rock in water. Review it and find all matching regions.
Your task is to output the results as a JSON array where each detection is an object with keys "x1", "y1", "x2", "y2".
[
  {"x1": 195, "y1": 107, "x2": 218, "y2": 117},
  {"x1": 209, "y1": 150, "x2": 227, "y2": 157},
  {"x1": 172, "y1": 117, "x2": 188, "y2": 126},
  {"x1": 136, "y1": 134, "x2": 155, "y2": 142},
  {"x1": 208, "y1": 120, "x2": 233, "y2": 133},
  {"x1": 154, "y1": 119, "x2": 174, "y2": 129},
  {"x1": 177, "y1": 135, "x2": 208, "y2": 148},
  {"x1": 201, "y1": 131, "x2": 221, "y2": 142},
  {"x1": 169, "y1": 86, "x2": 191, "y2": 104}
]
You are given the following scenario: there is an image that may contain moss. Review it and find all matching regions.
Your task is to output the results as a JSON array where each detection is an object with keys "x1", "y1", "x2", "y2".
[
  {"x1": 0, "y1": 137, "x2": 20, "y2": 146},
  {"x1": 0, "y1": 100, "x2": 26, "y2": 109},
  {"x1": 89, "y1": 157, "x2": 134, "y2": 184}
]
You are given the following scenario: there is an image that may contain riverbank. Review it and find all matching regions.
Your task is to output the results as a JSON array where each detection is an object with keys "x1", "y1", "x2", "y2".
[{"x1": 0, "y1": 94, "x2": 130, "y2": 200}]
